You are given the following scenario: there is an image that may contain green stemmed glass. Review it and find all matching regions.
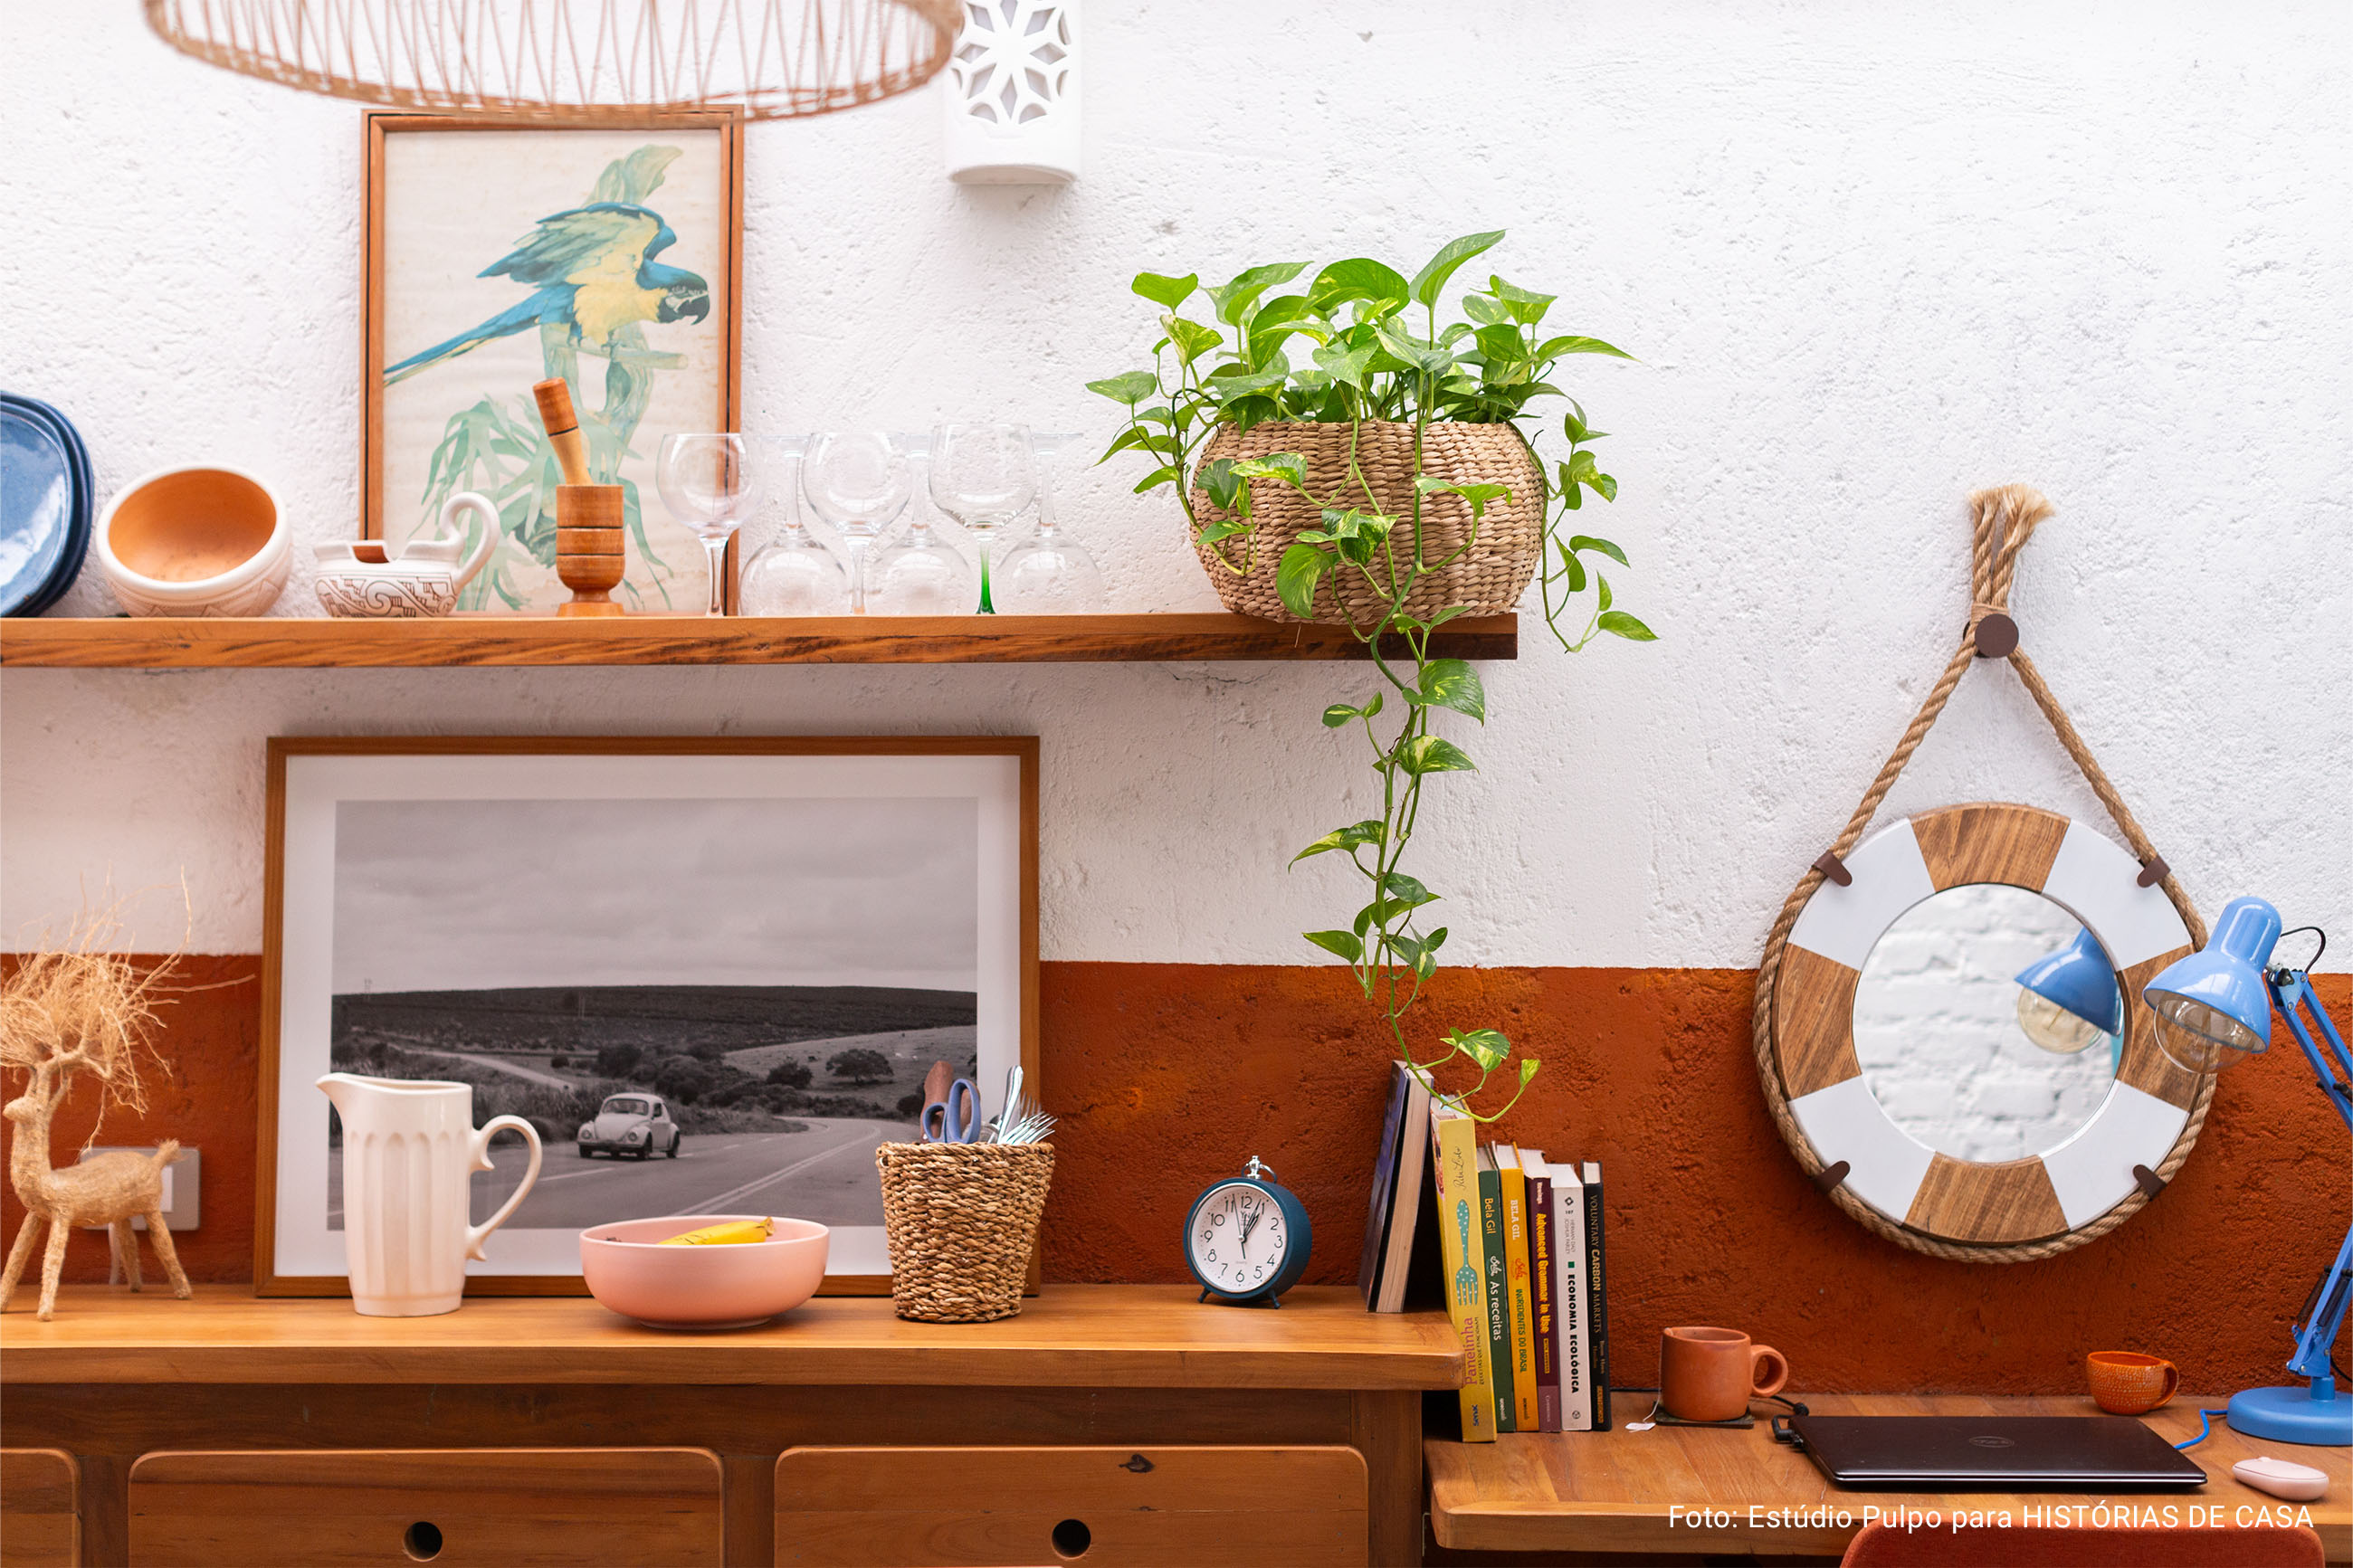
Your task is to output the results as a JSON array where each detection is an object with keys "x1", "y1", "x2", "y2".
[{"x1": 927, "y1": 423, "x2": 1034, "y2": 614}]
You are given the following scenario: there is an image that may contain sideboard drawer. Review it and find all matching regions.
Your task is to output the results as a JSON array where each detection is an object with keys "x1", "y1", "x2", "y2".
[
  {"x1": 1, "y1": 1449, "x2": 79, "y2": 1568},
  {"x1": 128, "y1": 1447, "x2": 723, "y2": 1566},
  {"x1": 774, "y1": 1444, "x2": 1369, "y2": 1567}
]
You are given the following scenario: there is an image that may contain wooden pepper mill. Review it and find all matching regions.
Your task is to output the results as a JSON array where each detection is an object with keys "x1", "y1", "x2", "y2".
[{"x1": 534, "y1": 378, "x2": 625, "y2": 618}]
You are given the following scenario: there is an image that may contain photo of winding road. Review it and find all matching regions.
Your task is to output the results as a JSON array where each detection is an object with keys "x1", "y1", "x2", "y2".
[{"x1": 325, "y1": 794, "x2": 983, "y2": 1238}]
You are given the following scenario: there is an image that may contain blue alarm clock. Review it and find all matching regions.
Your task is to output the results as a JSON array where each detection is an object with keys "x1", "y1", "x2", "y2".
[{"x1": 1184, "y1": 1156, "x2": 1312, "y2": 1307}]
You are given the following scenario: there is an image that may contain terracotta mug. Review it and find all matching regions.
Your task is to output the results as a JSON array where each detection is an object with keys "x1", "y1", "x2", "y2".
[
  {"x1": 2087, "y1": 1351, "x2": 2177, "y2": 1415},
  {"x1": 1662, "y1": 1326, "x2": 1790, "y2": 1422}
]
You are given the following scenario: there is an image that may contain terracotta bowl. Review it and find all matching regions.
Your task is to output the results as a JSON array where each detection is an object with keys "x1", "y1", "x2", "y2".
[
  {"x1": 578, "y1": 1215, "x2": 829, "y2": 1330},
  {"x1": 97, "y1": 465, "x2": 291, "y2": 616}
]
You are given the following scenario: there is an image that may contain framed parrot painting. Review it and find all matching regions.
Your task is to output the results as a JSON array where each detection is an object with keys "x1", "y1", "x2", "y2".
[{"x1": 364, "y1": 112, "x2": 743, "y2": 614}]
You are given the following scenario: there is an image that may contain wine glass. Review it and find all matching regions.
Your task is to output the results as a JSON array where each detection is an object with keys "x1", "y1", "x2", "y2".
[
  {"x1": 656, "y1": 433, "x2": 767, "y2": 617},
  {"x1": 866, "y1": 511, "x2": 976, "y2": 615},
  {"x1": 738, "y1": 440, "x2": 850, "y2": 615},
  {"x1": 929, "y1": 423, "x2": 1035, "y2": 614},
  {"x1": 803, "y1": 432, "x2": 911, "y2": 613},
  {"x1": 993, "y1": 432, "x2": 1106, "y2": 613}
]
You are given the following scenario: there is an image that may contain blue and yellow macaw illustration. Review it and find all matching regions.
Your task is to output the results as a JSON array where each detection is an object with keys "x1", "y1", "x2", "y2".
[
  {"x1": 402, "y1": 145, "x2": 708, "y2": 612},
  {"x1": 383, "y1": 201, "x2": 710, "y2": 386}
]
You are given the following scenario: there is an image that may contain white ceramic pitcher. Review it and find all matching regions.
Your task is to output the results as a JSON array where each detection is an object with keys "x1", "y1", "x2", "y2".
[{"x1": 319, "y1": 1073, "x2": 542, "y2": 1316}]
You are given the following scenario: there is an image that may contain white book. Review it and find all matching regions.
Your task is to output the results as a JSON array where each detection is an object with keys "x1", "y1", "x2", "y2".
[{"x1": 1550, "y1": 1160, "x2": 1592, "y2": 1430}]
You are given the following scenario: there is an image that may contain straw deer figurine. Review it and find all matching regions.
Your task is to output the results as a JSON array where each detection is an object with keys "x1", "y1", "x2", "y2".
[{"x1": 0, "y1": 915, "x2": 193, "y2": 1319}]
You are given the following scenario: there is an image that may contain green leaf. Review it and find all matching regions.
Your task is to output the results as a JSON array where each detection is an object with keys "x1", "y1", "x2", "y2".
[
  {"x1": 1085, "y1": 370, "x2": 1158, "y2": 406},
  {"x1": 1132, "y1": 463, "x2": 1181, "y2": 494},
  {"x1": 1396, "y1": 736, "x2": 1477, "y2": 775},
  {"x1": 1473, "y1": 324, "x2": 1530, "y2": 366},
  {"x1": 1410, "y1": 231, "x2": 1506, "y2": 309},
  {"x1": 1568, "y1": 534, "x2": 1627, "y2": 565},
  {"x1": 1292, "y1": 820, "x2": 1386, "y2": 862},
  {"x1": 1162, "y1": 316, "x2": 1223, "y2": 365},
  {"x1": 1377, "y1": 871, "x2": 1437, "y2": 908},
  {"x1": 1321, "y1": 702, "x2": 1358, "y2": 728},
  {"x1": 1461, "y1": 292, "x2": 1513, "y2": 327},
  {"x1": 1309, "y1": 257, "x2": 1410, "y2": 314},
  {"x1": 1312, "y1": 339, "x2": 1374, "y2": 389},
  {"x1": 1302, "y1": 929, "x2": 1364, "y2": 963},
  {"x1": 1233, "y1": 452, "x2": 1308, "y2": 489},
  {"x1": 1445, "y1": 1028, "x2": 1510, "y2": 1072},
  {"x1": 1205, "y1": 261, "x2": 1308, "y2": 326},
  {"x1": 1374, "y1": 322, "x2": 1455, "y2": 375},
  {"x1": 1598, "y1": 610, "x2": 1657, "y2": 641},
  {"x1": 1415, "y1": 658, "x2": 1487, "y2": 722},
  {"x1": 1534, "y1": 334, "x2": 1633, "y2": 360},
  {"x1": 1559, "y1": 547, "x2": 1587, "y2": 593},
  {"x1": 1132, "y1": 271, "x2": 1198, "y2": 309},
  {"x1": 1519, "y1": 1058, "x2": 1541, "y2": 1086},
  {"x1": 1424, "y1": 926, "x2": 1450, "y2": 951},
  {"x1": 1415, "y1": 476, "x2": 1511, "y2": 520},
  {"x1": 1561, "y1": 404, "x2": 1590, "y2": 442},
  {"x1": 1276, "y1": 541, "x2": 1332, "y2": 618},
  {"x1": 1597, "y1": 575, "x2": 1613, "y2": 613},
  {"x1": 1488, "y1": 276, "x2": 1558, "y2": 325},
  {"x1": 1194, "y1": 519, "x2": 1253, "y2": 546}
]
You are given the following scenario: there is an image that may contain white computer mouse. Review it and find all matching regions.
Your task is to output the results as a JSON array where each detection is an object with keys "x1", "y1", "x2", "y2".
[{"x1": 2233, "y1": 1456, "x2": 2329, "y2": 1501}]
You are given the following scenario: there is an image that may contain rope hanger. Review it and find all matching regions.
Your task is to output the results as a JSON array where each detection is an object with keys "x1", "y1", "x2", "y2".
[{"x1": 1752, "y1": 484, "x2": 2210, "y2": 1262}]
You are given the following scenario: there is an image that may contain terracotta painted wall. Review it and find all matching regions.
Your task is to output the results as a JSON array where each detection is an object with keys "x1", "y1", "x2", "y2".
[{"x1": 6, "y1": 957, "x2": 2345, "y2": 1401}]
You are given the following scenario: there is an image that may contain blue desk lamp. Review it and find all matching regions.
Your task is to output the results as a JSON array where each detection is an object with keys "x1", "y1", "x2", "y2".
[
  {"x1": 2142, "y1": 896, "x2": 2352, "y2": 1446},
  {"x1": 2015, "y1": 927, "x2": 2124, "y2": 1056}
]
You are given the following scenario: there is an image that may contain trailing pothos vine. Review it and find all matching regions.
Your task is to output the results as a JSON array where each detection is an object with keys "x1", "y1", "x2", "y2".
[{"x1": 1090, "y1": 231, "x2": 1653, "y2": 1121}]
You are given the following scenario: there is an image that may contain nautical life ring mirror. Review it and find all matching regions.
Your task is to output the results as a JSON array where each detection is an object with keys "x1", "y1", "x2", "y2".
[{"x1": 1755, "y1": 488, "x2": 2212, "y2": 1261}]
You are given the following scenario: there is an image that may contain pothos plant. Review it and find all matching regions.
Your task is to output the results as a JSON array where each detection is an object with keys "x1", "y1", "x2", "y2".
[{"x1": 1089, "y1": 231, "x2": 1653, "y2": 1122}]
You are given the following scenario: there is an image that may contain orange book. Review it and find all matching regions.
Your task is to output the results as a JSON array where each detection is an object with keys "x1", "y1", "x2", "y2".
[{"x1": 1498, "y1": 1144, "x2": 1538, "y2": 1431}]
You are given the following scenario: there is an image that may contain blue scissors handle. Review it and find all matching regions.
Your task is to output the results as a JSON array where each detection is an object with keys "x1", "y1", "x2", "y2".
[{"x1": 921, "y1": 1078, "x2": 982, "y2": 1143}]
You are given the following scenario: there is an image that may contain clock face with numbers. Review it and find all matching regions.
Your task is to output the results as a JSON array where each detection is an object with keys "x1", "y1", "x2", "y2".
[{"x1": 1187, "y1": 1180, "x2": 1291, "y2": 1299}]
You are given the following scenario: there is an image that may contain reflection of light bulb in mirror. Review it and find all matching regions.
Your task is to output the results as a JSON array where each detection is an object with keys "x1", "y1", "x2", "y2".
[
  {"x1": 2015, "y1": 986, "x2": 2107, "y2": 1054},
  {"x1": 2012, "y1": 927, "x2": 2123, "y2": 1055}
]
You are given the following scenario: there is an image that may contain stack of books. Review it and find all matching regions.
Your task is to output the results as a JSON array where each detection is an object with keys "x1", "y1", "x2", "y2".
[{"x1": 1357, "y1": 1061, "x2": 1611, "y2": 1441}]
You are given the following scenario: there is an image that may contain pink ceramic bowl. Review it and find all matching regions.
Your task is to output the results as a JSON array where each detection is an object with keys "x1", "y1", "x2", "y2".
[{"x1": 578, "y1": 1215, "x2": 829, "y2": 1330}]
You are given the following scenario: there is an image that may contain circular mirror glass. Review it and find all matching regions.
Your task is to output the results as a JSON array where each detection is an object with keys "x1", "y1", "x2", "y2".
[{"x1": 1853, "y1": 884, "x2": 2122, "y2": 1163}]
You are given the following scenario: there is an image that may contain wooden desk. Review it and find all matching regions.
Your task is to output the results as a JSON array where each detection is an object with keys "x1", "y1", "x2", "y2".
[
  {"x1": 1428, "y1": 1394, "x2": 2352, "y2": 1562},
  {"x1": 4, "y1": 1284, "x2": 1461, "y2": 1566}
]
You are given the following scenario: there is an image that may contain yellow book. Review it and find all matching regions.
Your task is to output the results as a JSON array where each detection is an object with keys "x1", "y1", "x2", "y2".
[
  {"x1": 1429, "y1": 1104, "x2": 1496, "y2": 1441},
  {"x1": 1497, "y1": 1143, "x2": 1538, "y2": 1431}
]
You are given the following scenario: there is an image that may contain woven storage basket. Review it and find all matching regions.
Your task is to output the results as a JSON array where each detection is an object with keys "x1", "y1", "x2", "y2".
[
  {"x1": 876, "y1": 1141, "x2": 1053, "y2": 1323},
  {"x1": 1187, "y1": 420, "x2": 1543, "y2": 623}
]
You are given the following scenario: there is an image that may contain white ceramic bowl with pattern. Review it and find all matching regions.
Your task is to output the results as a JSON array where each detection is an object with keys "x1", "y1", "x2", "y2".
[{"x1": 96, "y1": 465, "x2": 291, "y2": 617}]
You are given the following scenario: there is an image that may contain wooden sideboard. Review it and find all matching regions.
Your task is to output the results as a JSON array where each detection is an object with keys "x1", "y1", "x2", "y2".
[{"x1": 1, "y1": 1285, "x2": 1461, "y2": 1567}]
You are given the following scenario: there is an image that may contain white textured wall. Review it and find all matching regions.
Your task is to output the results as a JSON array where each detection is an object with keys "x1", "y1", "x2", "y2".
[{"x1": 3, "y1": 1, "x2": 2347, "y2": 968}]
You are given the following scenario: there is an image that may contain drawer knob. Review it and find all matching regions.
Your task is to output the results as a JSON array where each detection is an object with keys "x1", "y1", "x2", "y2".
[
  {"x1": 403, "y1": 1520, "x2": 444, "y2": 1561},
  {"x1": 1051, "y1": 1517, "x2": 1092, "y2": 1559}
]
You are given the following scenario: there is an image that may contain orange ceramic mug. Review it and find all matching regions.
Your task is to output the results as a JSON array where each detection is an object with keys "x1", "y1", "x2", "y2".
[
  {"x1": 2087, "y1": 1351, "x2": 2178, "y2": 1415},
  {"x1": 1662, "y1": 1326, "x2": 1791, "y2": 1423}
]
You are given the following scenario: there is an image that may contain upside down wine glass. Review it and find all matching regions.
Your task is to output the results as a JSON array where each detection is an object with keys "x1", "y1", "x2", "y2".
[
  {"x1": 803, "y1": 432, "x2": 911, "y2": 614},
  {"x1": 929, "y1": 423, "x2": 1034, "y2": 614},
  {"x1": 656, "y1": 433, "x2": 768, "y2": 617},
  {"x1": 737, "y1": 437, "x2": 850, "y2": 615},
  {"x1": 994, "y1": 432, "x2": 1106, "y2": 613}
]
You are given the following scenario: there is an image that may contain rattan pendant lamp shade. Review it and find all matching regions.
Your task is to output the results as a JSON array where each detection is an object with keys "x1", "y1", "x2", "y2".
[{"x1": 144, "y1": 0, "x2": 959, "y2": 119}]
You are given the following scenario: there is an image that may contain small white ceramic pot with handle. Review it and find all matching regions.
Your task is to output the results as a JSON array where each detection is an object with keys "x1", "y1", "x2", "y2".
[
  {"x1": 318, "y1": 1072, "x2": 542, "y2": 1316},
  {"x1": 314, "y1": 491, "x2": 500, "y2": 617}
]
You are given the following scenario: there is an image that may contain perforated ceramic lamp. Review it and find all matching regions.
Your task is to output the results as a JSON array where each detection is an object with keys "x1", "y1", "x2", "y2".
[
  {"x1": 2014, "y1": 928, "x2": 2124, "y2": 1055},
  {"x1": 2142, "y1": 897, "x2": 2353, "y2": 1446}
]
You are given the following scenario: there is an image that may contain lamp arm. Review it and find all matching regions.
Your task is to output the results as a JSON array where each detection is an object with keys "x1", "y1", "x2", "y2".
[{"x1": 2268, "y1": 967, "x2": 2353, "y2": 1388}]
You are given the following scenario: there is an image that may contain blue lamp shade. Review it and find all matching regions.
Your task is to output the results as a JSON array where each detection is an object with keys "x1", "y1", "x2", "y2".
[
  {"x1": 2013, "y1": 927, "x2": 2124, "y2": 1054},
  {"x1": 2139, "y1": 896, "x2": 2282, "y2": 1074}
]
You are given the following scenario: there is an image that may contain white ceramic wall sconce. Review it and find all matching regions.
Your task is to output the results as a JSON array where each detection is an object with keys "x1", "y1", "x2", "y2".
[{"x1": 943, "y1": 0, "x2": 1080, "y2": 184}]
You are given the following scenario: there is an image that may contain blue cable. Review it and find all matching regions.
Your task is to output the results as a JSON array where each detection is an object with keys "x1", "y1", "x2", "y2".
[{"x1": 2176, "y1": 1408, "x2": 2231, "y2": 1450}]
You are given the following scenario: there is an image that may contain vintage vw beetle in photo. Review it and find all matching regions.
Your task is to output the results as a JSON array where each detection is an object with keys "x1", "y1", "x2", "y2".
[{"x1": 576, "y1": 1094, "x2": 683, "y2": 1160}]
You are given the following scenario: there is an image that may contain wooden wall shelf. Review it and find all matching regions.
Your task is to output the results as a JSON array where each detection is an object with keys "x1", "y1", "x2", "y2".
[{"x1": 0, "y1": 613, "x2": 1517, "y2": 670}]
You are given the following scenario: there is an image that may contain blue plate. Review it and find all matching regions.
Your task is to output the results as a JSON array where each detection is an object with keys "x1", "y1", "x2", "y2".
[{"x1": 1, "y1": 393, "x2": 94, "y2": 617}]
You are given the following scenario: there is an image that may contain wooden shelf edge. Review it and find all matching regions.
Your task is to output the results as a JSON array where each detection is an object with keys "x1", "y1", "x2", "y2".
[{"x1": 0, "y1": 613, "x2": 1518, "y2": 669}]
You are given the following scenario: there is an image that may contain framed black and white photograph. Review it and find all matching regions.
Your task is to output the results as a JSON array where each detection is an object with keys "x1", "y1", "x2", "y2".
[{"x1": 257, "y1": 736, "x2": 1038, "y2": 1296}]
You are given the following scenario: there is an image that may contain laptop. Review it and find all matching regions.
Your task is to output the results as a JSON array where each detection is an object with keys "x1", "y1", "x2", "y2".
[{"x1": 1786, "y1": 1414, "x2": 2207, "y2": 1489}]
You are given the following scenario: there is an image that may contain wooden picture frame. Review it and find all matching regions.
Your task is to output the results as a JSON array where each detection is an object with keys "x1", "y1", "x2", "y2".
[
  {"x1": 363, "y1": 111, "x2": 745, "y2": 614},
  {"x1": 257, "y1": 736, "x2": 1041, "y2": 1298},
  {"x1": 1760, "y1": 802, "x2": 2207, "y2": 1260}
]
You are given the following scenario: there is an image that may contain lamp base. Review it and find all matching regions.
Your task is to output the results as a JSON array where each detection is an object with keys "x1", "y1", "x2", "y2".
[{"x1": 2227, "y1": 1383, "x2": 2353, "y2": 1447}]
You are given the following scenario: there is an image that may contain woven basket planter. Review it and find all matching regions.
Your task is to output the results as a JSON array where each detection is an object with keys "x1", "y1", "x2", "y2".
[
  {"x1": 1186, "y1": 420, "x2": 1543, "y2": 624},
  {"x1": 875, "y1": 1141, "x2": 1053, "y2": 1323}
]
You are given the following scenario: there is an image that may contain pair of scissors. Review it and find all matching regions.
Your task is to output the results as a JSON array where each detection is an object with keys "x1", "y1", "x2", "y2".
[{"x1": 920, "y1": 1078, "x2": 982, "y2": 1143}]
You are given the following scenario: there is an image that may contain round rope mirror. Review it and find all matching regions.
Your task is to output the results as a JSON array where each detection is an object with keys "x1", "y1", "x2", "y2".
[{"x1": 1755, "y1": 488, "x2": 2212, "y2": 1261}]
